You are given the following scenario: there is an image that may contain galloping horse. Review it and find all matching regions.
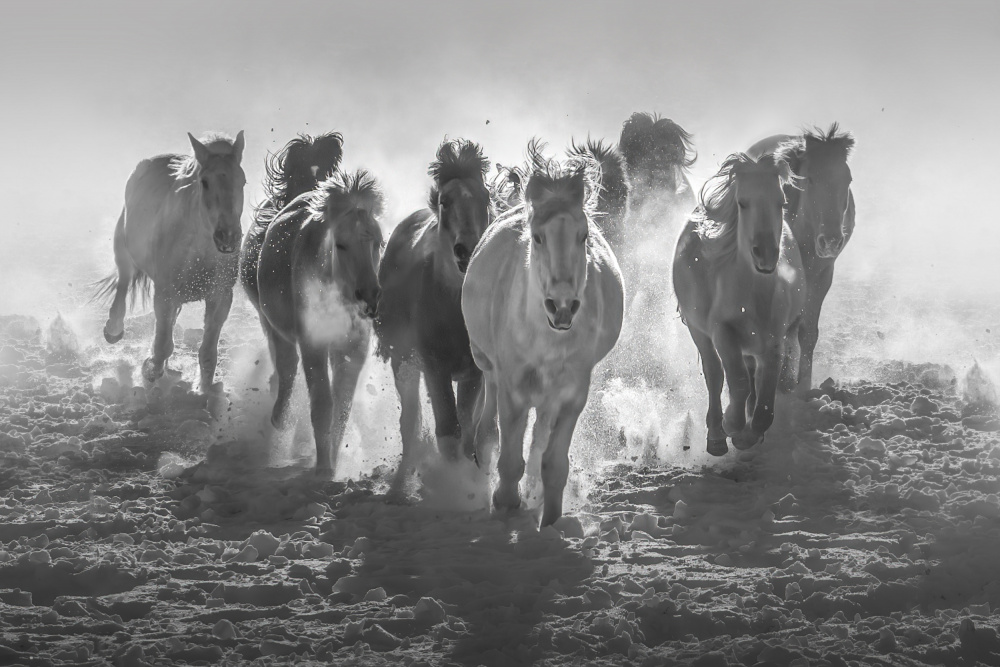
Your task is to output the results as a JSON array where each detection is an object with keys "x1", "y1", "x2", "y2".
[
  {"x1": 618, "y1": 112, "x2": 696, "y2": 223},
  {"x1": 673, "y1": 153, "x2": 804, "y2": 456},
  {"x1": 240, "y1": 132, "x2": 345, "y2": 307},
  {"x1": 463, "y1": 147, "x2": 624, "y2": 526},
  {"x1": 747, "y1": 124, "x2": 855, "y2": 391},
  {"x1": 243, "y1": 170, "x2": 384, "y2": 475},
  {"x1": 375, "y1": 140, "x2": 492, "y2": 468},
  {"x1": 97, "y1": 131, "x2": 246, "y2": 393}
]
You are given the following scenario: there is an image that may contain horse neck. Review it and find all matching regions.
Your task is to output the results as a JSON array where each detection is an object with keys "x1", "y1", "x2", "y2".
[{"x1": 429, "y1": 217, "x2": 464, "y2": 292}]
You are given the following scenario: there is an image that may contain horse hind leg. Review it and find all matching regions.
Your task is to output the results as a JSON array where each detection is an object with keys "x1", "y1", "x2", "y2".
[
  {"x1": 691, "y1": 330, "x2": 727, "y2": 456},
  {"x1": 473, "y1": 372, "x2": 499, "y2": 470},
  {"x1": 104, "y1": 210, "x2": 132, "y2": 344},
  {"x1": 199, "y1": 289, "x2": 233, "y2": 393},
  {"x1": 456, "y1": 372, "x2": 483, "y2": 461}
]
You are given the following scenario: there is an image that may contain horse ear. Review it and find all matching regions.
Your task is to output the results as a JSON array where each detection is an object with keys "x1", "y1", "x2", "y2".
[
  {"x1": 233, "y1": 130, "x2": 245, "y2": 162},
  {"x1": 188, "y1": 133, "x2": 211, "y2": 164},
  {"x1": 567, "y1": 171, "x2": 587, "y2": 205},
  {"x1": 524, "y1": 174, "x2": 550, "y2": 205}
]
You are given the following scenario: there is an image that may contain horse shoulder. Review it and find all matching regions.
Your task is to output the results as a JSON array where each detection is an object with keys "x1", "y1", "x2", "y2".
[{"x1": 462, "y1": 219, "x2": 525, "y2": 358}]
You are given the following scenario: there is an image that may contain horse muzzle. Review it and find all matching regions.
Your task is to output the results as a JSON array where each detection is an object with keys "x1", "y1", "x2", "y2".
[
  {"x1": 213, "y1": 229, "x2": 240, "y2": 254},
  {"x1": 750, "y1": 244, "x2": 778, "y2": 275},
  {"x1": 544, "y1": 297, "x2": 580, "y2": 331},
  {"x1": 355, "y1": 288, "x2": 380, "y2": 320},
  {"x1": 815, "y1": 234, "x2": 845, "y2": 259}
]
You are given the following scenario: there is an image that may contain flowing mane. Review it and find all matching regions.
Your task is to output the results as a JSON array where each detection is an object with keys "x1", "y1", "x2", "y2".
[
  {"x1": 619, "y1": 112, "x2": 697, "y2": 172},
  {"x1": 692, "y1": 153, "x2": 795, "y2": 260},
  {"x1": 252, "y1": 132, "x2": 344, "y2": 227},
  {"x1": 567, "y1": 138, "x2": 629, "y2": 221},
  {"x1": 774, "y1": 123, "x2": 855, "y2": 173},
  {"x1": 427, "y1": 139, "x2": 491, "y2": 209},
  {"x1": 307, "y1": 169, "x2": 385, "y2": 229},
  {"x1": 169, "y1": 132, "x2": 240, "y2": 182},
  {"x1": 525, "y1": 139, "x2": 601, "y2": 218}
]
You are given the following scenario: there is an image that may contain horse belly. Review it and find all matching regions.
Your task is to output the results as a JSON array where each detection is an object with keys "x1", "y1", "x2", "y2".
[
  {"x1": 416, "y1": 295, "x2": 476, "y2": 378},
  {"x1": 172, "y1": 253, "x2": 238, "y2": 303}
]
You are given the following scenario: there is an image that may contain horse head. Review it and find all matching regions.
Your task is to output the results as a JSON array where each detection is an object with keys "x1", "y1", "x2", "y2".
[
  {"x1": 779, "y1": 124, "x2": 854, "y2": 259},
  {"x1": 189, "y1": 131, "x2": 246, "y2": 254},
  {"x1": 525, "y1": 153, "x2": 595, "y2": 331},
  {"x1": 314, "y1": 170, "x2": 385, "y2": 319},
  {"x1": 429, "y1": 139, "x2": 492, "y2": 274},
  {"x1": 619, "y1": 112, "x2": 696, "y2": 201}
]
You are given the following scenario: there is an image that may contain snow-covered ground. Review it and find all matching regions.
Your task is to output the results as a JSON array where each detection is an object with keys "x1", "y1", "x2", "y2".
[{"x1": 1, "y1": 281, "x2": 999, "y2": 666}]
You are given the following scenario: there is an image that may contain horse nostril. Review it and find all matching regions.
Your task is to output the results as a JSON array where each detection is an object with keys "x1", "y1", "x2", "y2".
[
  {"x1": 543, "y1": 298, "x2": 557, "y2": 316},
  {"x1": 751, "y1": 245, "x2": 764, "y2": 260},
  {"x1": 354, "y1": 289, "x2": 363, "y2": 301},
  {"x1": 570, "y1": 300, "x2": 581, "y2": 315},
  {"x1": 454, "y1": 244, "x2": 470, "y2": 261}
]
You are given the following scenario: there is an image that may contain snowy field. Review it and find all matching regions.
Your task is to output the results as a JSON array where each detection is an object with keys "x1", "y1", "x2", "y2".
[{"x1": 1, "y1": 279, "x2": 999, "y2": 667}]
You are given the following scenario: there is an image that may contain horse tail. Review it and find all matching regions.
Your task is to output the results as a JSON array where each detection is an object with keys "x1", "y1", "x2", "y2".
[{"x1": 90, "y1": 269, "x2": 152, "y2": 309}]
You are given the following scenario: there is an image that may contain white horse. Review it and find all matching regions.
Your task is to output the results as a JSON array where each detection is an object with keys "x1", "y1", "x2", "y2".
[{"x1": 462, "y1": 150, "x2": 624, "y2": 526}]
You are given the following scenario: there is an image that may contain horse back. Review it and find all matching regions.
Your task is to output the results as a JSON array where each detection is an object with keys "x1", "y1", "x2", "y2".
[
  {"x1": 241, "y1": 195, "x2": 311, "y2": 310},
  {"x1": 256, "y1": 197, "x2": 315, "y2": 341}
]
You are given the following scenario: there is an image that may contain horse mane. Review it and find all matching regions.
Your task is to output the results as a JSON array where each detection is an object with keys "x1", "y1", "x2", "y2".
[
  {"x1": 489, "y1": 162, "x2": 528, "y2": 215},
  {"x1": 427, "y1": 139, "x2": 491, "y2": 209},
  {"x1": 254, "y1": 132, "x2": 344, "y2": 226},
  {"x1": 619, "y1": 112, "x2": 697, "y2": 172},
  {"x1": 169, "y1": 132, "x2": 240, "y2": 182},
  {"x1": 775, "y1": 123, "x2": 855, "y2": 173},
  {"x1": 692, "y1": 153, "x2": 796, "y2": 260},
  {"x1": 523, "y1": 138, "x2": 600, "y2": 224},
  {"x1": 307, "y1": 169, "x2": 385, "y2": 224},
  {"x1": 566, "y1": 138, "x2": 629, "y2": 221}
]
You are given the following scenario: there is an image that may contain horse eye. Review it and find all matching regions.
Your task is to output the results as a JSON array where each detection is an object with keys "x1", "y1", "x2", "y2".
[
  {"x1": 201, "y1": 178, "x2": 209, "y2": 189},
  {"x1": 737, "y1": 201, "x2": 747, "y2": 210},
  {"x1": 335, "y1": 243, "x2": 347, "y2": 251},
  {"x1": 532, "y1": 234, "x2": 542, "y2": 245}
]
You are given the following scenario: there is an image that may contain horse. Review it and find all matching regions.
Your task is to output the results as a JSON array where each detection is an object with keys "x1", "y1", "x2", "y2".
[
  {"x1": 97, "y1": 131, "x2": 246, "y2": 393},
  {"x1": 240, "y1": 131, "x2": 345, "y2": 308},
  {"x1": 672, "y1": 153, "x2": 805, "y2": 456},
  {"x1": 489, "y1": 162, "x2": 527, "y2": 218},
  {"x1": 463, "y1": 146, "x2": 625, "y2": 526},
  {"x1": 618, "y1": 112, "x2": 696, "y2": 225},
  {"x1": 746, "y1": 124, "x2": 856, "y2": 391},
  {"x1": 243, "y1": 169, "x2": 384, "y2": 476},
  {"x1": 374, "y1": 139, "x2": 492, "y2": 472}
]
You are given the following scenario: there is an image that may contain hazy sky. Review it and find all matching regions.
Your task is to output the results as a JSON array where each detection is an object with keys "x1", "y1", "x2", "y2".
[{"x1": 1, "y1": 0, "x2": 998, "y2": 314}]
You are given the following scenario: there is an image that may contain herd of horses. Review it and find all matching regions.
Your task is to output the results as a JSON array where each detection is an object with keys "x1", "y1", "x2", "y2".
[{"x1": 95, "y1": 114, "x2": 856, "y2": 526}]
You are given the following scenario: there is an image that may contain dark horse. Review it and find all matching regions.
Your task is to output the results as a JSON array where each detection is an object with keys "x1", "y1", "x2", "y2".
[
  {"x1": 618, "y1": 112, "x2": 696, "y2": 223},
  {"x1": 98, "y1": 131, "x2": 246, "y2": 393},
  {"x1": 240, "y1": 131, "x2": 345, "y2": 392},
  {"x1": 242, "y1": 170, "x2": 384, "y2": 475},
  {"x1": 374, "y1": 139, "x2": 492, "y2": 474},
  {"x1": 747, "y1": 124, "x2": 855, "y2": 391}
]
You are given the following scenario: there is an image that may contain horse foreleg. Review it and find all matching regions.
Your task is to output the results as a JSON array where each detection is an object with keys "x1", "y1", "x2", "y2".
[
  {"x1": 300, "y1": 345, "x2": 333, "y2": 476},
  {"x1": 268, "y1": 328, "x2": 299, "y2": 429},
  {"x1": 328, "y1": 345, "x2": 366, "y2": 477},
  {"x1": 745, "y1": 355, "x2": 758, "y2": 423},
  {"x1": 456, "y1": 372, "x2": 483, "y2": 461},
  {"x1": 199, "y1": 289, "x2": 233, "y2": 393},
  {"x1": 798, "y1": 267, "x2": 833, "y2": 392},
  {"x1": 714, "y1": 324, "x2": 751, "y2": 438},
  {"x1": 425, "y1": 369, "x2": 461, "y2": 460},
  {"x1": 104, "y1": 210, "x2": 132, "y2": 344},
  {"x1": 473, "y1": 372, "x2": 499, "y2": 470},
  {"x1": 780, "y1": 320, "x2": 801, "y2": 394},
  {"x1": 390, "y1": 357, "x2": 422, "y2": 493},
  {"x1": 142, "y1": 289, "x2": 179, "y2": 384},
  {"x1": 690, "y1": 330, "x2": 727, "y2": 456},
  {"x1": 493, "y1": 385, "x2": 529, "y2": 513},
  {"x1": 741, "y1": 342, "x2": 782, "y2": 449},
  {"x1": 540, "y1": 395, "x2": 586, "y2": 527}
]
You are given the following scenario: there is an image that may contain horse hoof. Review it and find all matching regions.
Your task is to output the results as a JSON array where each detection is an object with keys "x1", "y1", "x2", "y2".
[
  {"x1": 706, "y1": 438, "x2": 729, "y2": 457},
  {"x1": 731, "y1": 430, "x2": 763, "y2": 451},
  {"x1": 492, "y1": 489, "x2": 522, "y2": 513},
  {"x1": 141, "y1": 358, "x2": 163, "y2": 384},
  {"x1": 103, "y1": 327, "x2": 124, "y2": 344}
]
